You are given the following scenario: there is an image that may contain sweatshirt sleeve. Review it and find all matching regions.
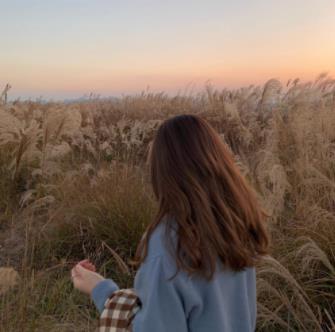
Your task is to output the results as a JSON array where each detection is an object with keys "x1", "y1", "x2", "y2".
[
  {"x1": 131, "y1": 255, "x2": 189, "y2": 332},
  {"x1": 91, "y1": 279, "x2": 119, "y2": 313}
]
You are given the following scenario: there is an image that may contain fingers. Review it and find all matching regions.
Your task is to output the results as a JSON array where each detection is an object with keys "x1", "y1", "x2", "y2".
[
  {"x1": 84, "y1": 262, "x2": 96, "y2": 272},
  {"x1": 75, "y1": 264, "x2": 88, "y2": 273},
  {"x1": 78, "y1": 259, "x2": 96, "y2": 272}
]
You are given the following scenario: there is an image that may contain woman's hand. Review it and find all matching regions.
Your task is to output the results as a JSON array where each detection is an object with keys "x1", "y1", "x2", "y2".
[{"x1": 71, "y1": 262, "x2": 105, "y2": 295}]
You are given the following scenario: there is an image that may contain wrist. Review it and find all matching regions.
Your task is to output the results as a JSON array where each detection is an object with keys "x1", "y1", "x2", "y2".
[
  {"x1": 90, "y1": 276, "x2": 105, "y2": 295},
  {"x1": 91, "y1": 279, "x2": 120, "y2": 313}
]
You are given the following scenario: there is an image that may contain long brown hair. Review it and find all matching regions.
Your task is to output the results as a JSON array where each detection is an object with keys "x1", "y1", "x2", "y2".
[{"x1": 135, "y1": 114, "x2": 269, "y2": 279}]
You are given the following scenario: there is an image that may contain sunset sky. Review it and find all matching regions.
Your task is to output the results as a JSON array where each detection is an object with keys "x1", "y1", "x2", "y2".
[{"x1": 2, "y1": 0, "x2": 335, "y2": 99}]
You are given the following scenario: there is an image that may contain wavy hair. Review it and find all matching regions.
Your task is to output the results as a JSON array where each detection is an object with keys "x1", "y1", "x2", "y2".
[{"x1": 135, "y1": 114, "x2": 269, "y2": 279}]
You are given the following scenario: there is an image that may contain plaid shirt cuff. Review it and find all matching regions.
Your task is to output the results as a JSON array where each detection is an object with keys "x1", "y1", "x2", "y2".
[{"x1": 98, "y1": 288, "x2": 141, "y2": 332}]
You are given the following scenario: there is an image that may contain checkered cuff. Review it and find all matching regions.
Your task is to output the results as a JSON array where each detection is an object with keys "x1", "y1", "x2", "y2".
[{"x1": 98, "y1": 288, "x2": 141, "y2": 332}]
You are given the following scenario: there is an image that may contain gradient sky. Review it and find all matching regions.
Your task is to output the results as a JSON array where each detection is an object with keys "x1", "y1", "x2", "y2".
[{"x1": 1, "y1": 0, "x2": 335, "y2": 99}]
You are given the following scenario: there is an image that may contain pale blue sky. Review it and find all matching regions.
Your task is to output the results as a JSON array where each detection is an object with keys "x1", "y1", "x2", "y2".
[{"x1": 1, "y1": 0, "x2": 335, "y2": 99}]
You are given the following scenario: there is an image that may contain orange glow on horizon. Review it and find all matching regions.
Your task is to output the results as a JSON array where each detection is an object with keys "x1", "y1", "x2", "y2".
[{"x1": 2, "y1": 1, "x2": 335, "y2": 99}]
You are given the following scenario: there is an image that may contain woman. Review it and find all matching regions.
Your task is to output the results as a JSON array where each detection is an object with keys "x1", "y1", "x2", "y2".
[{"x1": 71, "y1": 114, "x2": 269, "y2": 331}]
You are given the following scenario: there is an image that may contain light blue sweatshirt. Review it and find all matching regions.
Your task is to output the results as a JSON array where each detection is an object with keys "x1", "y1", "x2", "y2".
[{"x1": 91, "y1": 219, "x2": 257, "y2": 331}]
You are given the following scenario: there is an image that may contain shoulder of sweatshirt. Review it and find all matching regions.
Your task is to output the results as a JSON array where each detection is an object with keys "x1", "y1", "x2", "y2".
[
  {"x1": 139, "y1": 216, "x2": 187, "y2": 281},
  {"x1": 144, "y1": 215, "x2": 177, "y2": 261}
]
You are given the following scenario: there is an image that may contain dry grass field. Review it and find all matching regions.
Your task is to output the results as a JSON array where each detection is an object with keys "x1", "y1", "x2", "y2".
[{"x1": 0, "y1": 75, "x2": 334, "y2": 331}]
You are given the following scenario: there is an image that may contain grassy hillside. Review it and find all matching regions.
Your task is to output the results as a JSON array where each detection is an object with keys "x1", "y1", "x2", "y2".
[{"x1": 0, "y1": 76, "x2": 334, "y2": 331}]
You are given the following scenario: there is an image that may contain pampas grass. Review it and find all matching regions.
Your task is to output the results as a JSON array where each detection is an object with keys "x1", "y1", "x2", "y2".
[{"x1": 0, "y1": 75, "x2": 334, "y2": 331}]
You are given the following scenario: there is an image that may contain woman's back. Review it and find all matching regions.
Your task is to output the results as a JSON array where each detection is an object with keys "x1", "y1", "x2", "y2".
[
  {"x1": 81, "y1": 114, "x2": 267, "y2": 331},
  {"x1": 132, "y1": 219, "x2": 256, "y2": 332}
]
